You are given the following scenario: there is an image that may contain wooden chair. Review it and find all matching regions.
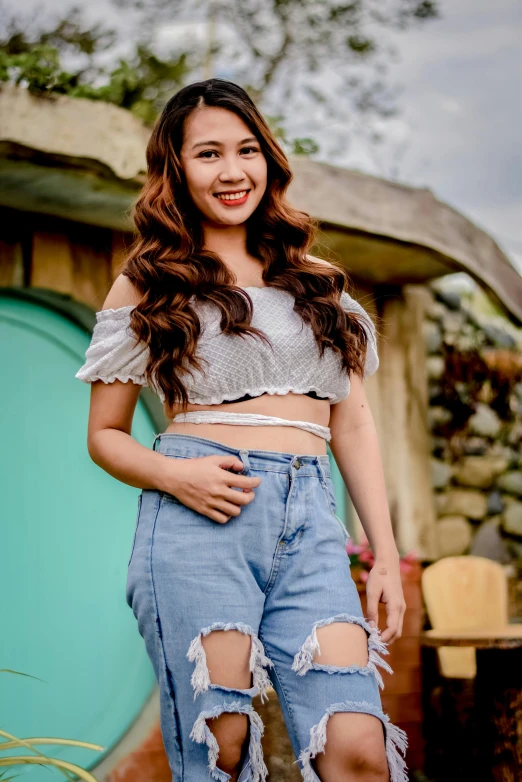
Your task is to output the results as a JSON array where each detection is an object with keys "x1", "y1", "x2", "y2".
[{"x1": 421, "y1": 555, "x2": 508, "y2": 678}]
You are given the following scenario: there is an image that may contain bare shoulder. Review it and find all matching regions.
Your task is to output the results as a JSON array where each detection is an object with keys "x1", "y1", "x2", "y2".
[{"x1": 101, "y1": 273, "x2": 142, "y2": 311}]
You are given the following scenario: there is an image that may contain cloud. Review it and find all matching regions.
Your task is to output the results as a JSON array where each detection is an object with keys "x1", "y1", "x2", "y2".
[{"x1": 343, "y1": 0, "x2": 522, "y2": 273}]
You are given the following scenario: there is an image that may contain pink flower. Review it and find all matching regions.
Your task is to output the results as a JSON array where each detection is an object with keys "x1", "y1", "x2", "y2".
[
  {"x1": 359, "y1": 550, "x2": 374, "y2": 563},
  {"x1": 359, "y1": 570, "x2": 369, "y2": 582},
  {"x1": 346, "y1": 543, "x2": 364, "y2": 555}
]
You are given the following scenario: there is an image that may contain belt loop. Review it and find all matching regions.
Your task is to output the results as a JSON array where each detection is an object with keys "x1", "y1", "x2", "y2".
[
  {"x1": 316, "y1": 456, "x2": 328, "y2": 484},
  {"x1": 238, "y1": 449, "x2": 251, "y2": 472},
  {"x1": 152, "y1": 433, "x2": 161, "y2": 452}
]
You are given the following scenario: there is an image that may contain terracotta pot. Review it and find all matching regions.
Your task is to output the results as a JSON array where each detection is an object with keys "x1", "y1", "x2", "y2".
[{"x1": 353, "y1": 560, "x2": 426, "y2": 774}]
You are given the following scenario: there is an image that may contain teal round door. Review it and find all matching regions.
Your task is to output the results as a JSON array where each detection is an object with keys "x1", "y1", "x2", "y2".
[{"x1": 0, "y1": 295, "x2": 157, "y2": 778}]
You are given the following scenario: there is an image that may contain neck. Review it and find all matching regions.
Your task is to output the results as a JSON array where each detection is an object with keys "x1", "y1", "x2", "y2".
[
  {"x1": 202, "y1": 221, "x2": 263, "y2": 282},
  {"x1": 202, "y1": 221, "x2": 248, "y2": 258}
]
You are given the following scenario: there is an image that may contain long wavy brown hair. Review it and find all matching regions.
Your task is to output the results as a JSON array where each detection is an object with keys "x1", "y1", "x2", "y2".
[{"x1": 122, "y1": 78, "x2": 375, "y2": 411}]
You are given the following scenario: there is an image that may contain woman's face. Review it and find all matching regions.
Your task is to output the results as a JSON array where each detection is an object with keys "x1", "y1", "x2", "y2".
[{"x1": 180, "y1": 106, "x2": 268, "y2": 227}]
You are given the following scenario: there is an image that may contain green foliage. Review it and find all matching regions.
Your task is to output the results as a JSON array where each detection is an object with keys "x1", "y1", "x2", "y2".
[
  {"x1": 0, "y1": 0, "x2": 440, "y2": 146},
  {"x1": 412, "y1": 1, "x2": 439, "y2": 20},
  {"x1": 69, "y1": 46, "x2": 191, "y2": 125},
  {"x1": 264, "y1": 112, "x2": 320, "y2": 156},
  {"x1": 0, "y1": 45, "x2": 78, "y2": 94},
  {"x1": 346, "y1": 34, "x2": 375, "y2": 55},
  {"x1": 0, "y1": 7, "x2": 192, "y2": 125}
]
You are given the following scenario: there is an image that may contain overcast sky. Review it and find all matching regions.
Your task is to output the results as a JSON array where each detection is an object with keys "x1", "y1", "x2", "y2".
[
  {"x1": 370, "y1": 0, "x2": 522, "y2": 277},
  {"x1": 16, "y1": 0, "x2": 522, "y2": 279}
]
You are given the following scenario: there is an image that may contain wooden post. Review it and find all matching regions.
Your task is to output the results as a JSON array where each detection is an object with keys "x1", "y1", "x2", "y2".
[
  {"x1": 31, "y1": 231, "x2": 75, "y2": 295},
  {"x1": 373, "y1": 284, "x2": 438, "y2": 559},
  {"x1": 0, "y1": 237, "x2": 24, "y2": 287},
  {"x1": 31, "y1": 222, "x2": 113, "y2": 310},
  {"x1": 111, "y1": 230, "x2": 134, "y2": 280}
]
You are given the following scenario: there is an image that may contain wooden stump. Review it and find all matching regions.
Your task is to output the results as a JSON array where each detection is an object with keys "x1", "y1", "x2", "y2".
[
  {"x1": 473, "y1": 647, "x2": 522, "y2": 782},
  {"x1": 421, "y1": 627, "x2": 522, "y2": 781}
]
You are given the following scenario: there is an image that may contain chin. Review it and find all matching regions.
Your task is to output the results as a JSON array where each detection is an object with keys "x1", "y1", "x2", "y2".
[{"x1": 212, "y1": 207, "x2": 256, "y2": 224}]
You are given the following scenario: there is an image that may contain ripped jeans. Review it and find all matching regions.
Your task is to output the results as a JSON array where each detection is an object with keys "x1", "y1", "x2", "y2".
[{"x1": 126, "y1": 433, "x2": 408, "y2": 782}]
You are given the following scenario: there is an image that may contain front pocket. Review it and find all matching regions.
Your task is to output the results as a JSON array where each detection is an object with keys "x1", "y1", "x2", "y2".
[
  {"x1": 160, "y1": 491, "x2": 183, "y2": 506},
  {"x1": 128, "y1": 492, "x2": 143, "y2": 566},
  {"x1": 159, "y1": 453, "x2": 192, "y2": 506},
  {"x1": 332, "y1": 512, "x2": 351, "y2": 544},
  {"x1": 320, "y1": 477, "x2": 337, "y2": 516},
  {"x1": 320, "y1": 479, "x2": 351, "y2": 544}
]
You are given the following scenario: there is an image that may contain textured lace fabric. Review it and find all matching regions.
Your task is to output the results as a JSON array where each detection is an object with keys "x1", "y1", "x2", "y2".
[{"x1": 75, "y1": 288, "x2": 379, "y2": 406}]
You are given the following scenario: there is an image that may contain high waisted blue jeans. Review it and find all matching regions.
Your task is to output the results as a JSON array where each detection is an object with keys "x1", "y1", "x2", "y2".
[{"x1": 126, "y1": 433, "x2": 408, "y2": 782}]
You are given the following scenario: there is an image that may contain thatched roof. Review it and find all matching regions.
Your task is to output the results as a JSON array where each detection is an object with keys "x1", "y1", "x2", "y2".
[{"x1": 1, "y1": 83, "x2": 520, "y2": 323}]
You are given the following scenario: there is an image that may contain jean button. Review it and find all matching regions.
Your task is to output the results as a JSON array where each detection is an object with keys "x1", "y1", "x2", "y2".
[{"x1": 294, "y1": 459, "x2": 301, "y2": 469}]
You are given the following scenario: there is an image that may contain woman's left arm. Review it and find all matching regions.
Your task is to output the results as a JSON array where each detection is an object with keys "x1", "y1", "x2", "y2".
[{"x1": 329, "y1": 372, "x2": 406, "y2": 643}]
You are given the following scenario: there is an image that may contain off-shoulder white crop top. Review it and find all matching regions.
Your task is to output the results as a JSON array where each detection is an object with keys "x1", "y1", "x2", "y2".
[{"x1": 75, "y1": 287, "x2": 379, "y2": 406}]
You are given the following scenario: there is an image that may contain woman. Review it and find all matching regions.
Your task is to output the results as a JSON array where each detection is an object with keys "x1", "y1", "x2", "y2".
[{"x1": 76, "y1": 78, "x2": 407, "y2": 782}]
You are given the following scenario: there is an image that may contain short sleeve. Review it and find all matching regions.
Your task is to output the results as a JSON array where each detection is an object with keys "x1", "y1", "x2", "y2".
[
  {"x1": 75, "y1": 305, "x2": 150, "y2": 388},
  {"x1": 340, "y1": 291, "x2": 379, "y2": 377}
]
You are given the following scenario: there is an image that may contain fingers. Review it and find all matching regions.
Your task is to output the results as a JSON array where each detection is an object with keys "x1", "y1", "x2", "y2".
[
  {"x1": 208, "y1": 455, "x2": 262, "y2": 490},
  {"x1": 206, "y1": 496, "x2": 255, "y2": 523},
  {"x1": 365, "y1": 589, "x2": 381, "y2": 631},
  {"x1": 380, "y1": 603, "x2": 406, "y2": 644},
  {"x1": 207, "y1": 508, "x2": 234, "y2": 524},
  {"x1": 213, "y1": 498, "x2": 246, "y2": 518},
  {"x1": 209, "y1": 489, "x2": 257, "y2": 521},
  {"x1": 226, "y1": 472, "x2": 262, "y2": 490},
  {"x1": 366, "y1": 580, "x2": 406, "y2": 644},
  {"x1": 222, "y1": 488, "x2": 257, "y2": 507},
  {"x1": 215, "y1": 455, "x2": 246, "y2": 472}
]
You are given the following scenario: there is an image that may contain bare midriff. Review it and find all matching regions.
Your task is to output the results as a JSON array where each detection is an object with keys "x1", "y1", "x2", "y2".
[{"x1": 163, "y1": 392, "x2": 331, "y2": 455}]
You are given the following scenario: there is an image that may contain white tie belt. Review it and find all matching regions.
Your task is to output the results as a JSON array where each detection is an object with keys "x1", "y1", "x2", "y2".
[{"x1": 171, "y1": 411, "x2": 332, "y2": 442}]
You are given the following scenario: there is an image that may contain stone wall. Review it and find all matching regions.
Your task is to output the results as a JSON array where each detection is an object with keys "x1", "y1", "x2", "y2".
[{"x1": 423, "y1": 279, "x2": 522, "y2": 610}]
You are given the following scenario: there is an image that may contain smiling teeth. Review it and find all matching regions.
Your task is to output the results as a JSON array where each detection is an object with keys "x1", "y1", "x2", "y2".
[{"x1": 216, "y1": 191, "x2": 248, "y2": 200}]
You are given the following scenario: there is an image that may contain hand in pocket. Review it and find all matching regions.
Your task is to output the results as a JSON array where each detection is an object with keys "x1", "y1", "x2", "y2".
[{"x1": 160, "y1": 454, "x2": 262, "y2": 523}]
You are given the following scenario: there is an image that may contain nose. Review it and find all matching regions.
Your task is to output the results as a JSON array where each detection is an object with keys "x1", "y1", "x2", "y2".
[{"x1": 218, "y1": 154, "x2": 248, "y2": 183}]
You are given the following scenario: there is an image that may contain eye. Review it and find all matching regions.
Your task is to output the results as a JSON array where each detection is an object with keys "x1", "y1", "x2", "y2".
[{"x1": 198, "y1": 147, "x2": 260, "y2": 158}]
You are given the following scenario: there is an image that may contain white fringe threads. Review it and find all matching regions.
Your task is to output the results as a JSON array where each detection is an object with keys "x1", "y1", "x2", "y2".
[
  {"x1": 291, "y1": 613, "x2": 393, "y2": 689},
  {"x1": 296, "y1": 700, "x2": 409, "y2": 782},
  {"x1": 190, "y1": 700, "x2": 268, "y2": 782},
  {"x1": 186, "y1": 621, "x2": 274, "y2": 702}
]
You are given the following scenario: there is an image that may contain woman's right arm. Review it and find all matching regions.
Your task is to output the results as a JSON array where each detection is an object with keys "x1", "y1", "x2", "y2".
[
  {"x1": 83, "y1": 274, "x2": 261, "y2": 522},
  {"x1": 85, "y1": 273, "x2": 174, "y2": 491}
]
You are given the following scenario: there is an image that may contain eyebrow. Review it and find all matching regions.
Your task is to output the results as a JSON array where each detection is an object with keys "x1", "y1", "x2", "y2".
[{"x1": 191, "y1": 136, "x2": 258, "y2": 150}]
